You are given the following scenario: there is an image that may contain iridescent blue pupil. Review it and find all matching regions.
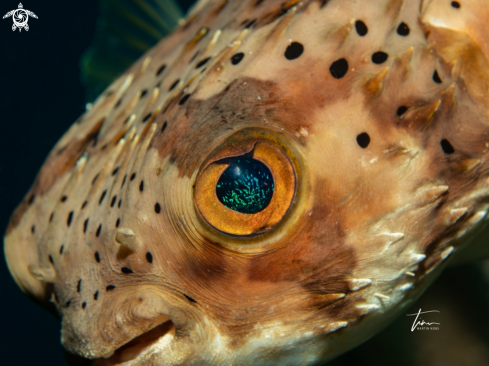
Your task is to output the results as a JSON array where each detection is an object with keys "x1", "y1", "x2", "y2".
[{"x1": 216, "y1": 158, "x2": 274, "y2": 214}]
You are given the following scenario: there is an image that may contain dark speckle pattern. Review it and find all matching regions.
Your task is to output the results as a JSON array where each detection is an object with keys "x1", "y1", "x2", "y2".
[
  {"x1": 372, "y1": 51, "x2": 388, "y2": 64},
  {"x1": 355, "y1": 20, "x2": 368, "y2": 36},
  {"x1": 441, "y1": 139, "x2": 455, "y2": 154},
  {"x1": 357, "y1": 133, "x2": 370, "y2": 148},
  {"x1": 231, "y1": 53, "x2": 245, "y2": 65},
  {"x1": 330, "y1": 58, "x2": 349, "y2": 79},
  {"x1": 397, "y1": 22, "x2": 410, "y2": 36},
  {"x1": 433, "y1": 70, "x2": 443, "y2": 84},
  {"x1": 284, "y1": 42, "x2": 304, "y2": 60}
]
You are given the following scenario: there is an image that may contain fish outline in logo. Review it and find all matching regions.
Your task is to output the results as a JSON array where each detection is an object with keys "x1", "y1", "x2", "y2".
[{"x1": 3, "y1": 3, "x2": 37, "y2": 32}]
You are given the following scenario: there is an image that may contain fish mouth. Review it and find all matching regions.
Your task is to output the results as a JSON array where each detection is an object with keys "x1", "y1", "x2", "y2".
[{"x1": 96, "y1": 316, "x2": 176, "y2": 365}]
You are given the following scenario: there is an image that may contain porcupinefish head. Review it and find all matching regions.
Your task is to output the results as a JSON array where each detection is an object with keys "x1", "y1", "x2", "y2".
[{"x1": 4, "y1": 0, "x2": 489, "y2": 364}]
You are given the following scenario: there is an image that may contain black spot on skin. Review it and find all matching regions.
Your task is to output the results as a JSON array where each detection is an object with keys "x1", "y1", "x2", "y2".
[
  {"x1": 254, "y1": 0, "x2": 264, "y2": 6},
  {"x1": 244, "y1": 19, "x2": 257, "y2": 29},
  {"x1": 139, "y1": 180, "x2": 144, "y2": 192},
  {"x1": 184, "y1": 294, "x2": 197, "y2": 303},
  {"x1": 31, "y1": 225, "x2": 35, "y2": 234},
  {"x1": 155, "y1": 203, "x2": 161, "y2": 213},
  {"x1": 397, "y1": 106, "x2": 408, "y2": 116},
  {"x1": 169, "y1": 79, "x2": 180, "y2": 91},
  {"x1": 92, "y1": 173, "x2": 100, "y2": 185},
  {"x1": 140, "y1": 89, "x2": 148, "y2": 99},
  {"x1": 372, "y1": 51, "x2": 388, "y2": 64},
  {"x1": 77, "y1": 279, "x2": 82, "y2": 293},
  {"x1": 329, "y1": 58, "x2": 349, "y2": 79},
  {"x1": 94, "y1": 291, "x2": 99, "y2": 300},
  {"x1": 115, "y1": 98, "x2": 122, "y2": 108},
  {"x1": 320, "y1": 0, "x2": 331, "y2": 8},
  {"x1": 121, "y1": 267, "x2": 134, "y2": 274},
  {"x1": 179, "y1": 94, "x2": 191, "y2": 105},
  {"x1": 196, "y1": 57, "x2": 211, "y2": 69},
  {"x1": 397, "y1": 22, "x2": 410, "y2": 36},
  {"x1": 106, "y1": 285, "x2": 116, "y2": 291},
  {"x1": 355, "y1": 20, "x2": 368, "y2": 36},
  {"x1": 116, "y1": 218, "x2": 120, "y2": 227},
  {"x1": 130, "y1": 173, "x2": 136, "y2": 181},
  {"x1": 112, "y1": 167, "x2": 120, "y2": 176},
  {"x1": 81, "y1": 201, "x2": 88, "y2": 209},
  {"x1": 441, "y1": 139, "x2": 455, "y2": 154},
  {"x1": 284, "y1": 42, "x2": 304, "y2": 60},
  {"x1": 82, "y1": 302, "x2": 87, "y2": 309},
  {"x1": 49, "y1": 255, "x2": 54, "y2": 265},
  {"x1": 95, "y1": 252, "x2": 101, "y2": 263},
  {"x1": 189, "y1": 50, "x2": 199, "y2": 63},
  {"x1": 49, "y1": 212, "x2": 54, "y2": 222},
  {"x1": 84, "y1": 218, "x2": 89, "y2": 233},
  {"x1": 28, "y1": 194, "x2": 35, "y2": 205},
  {"x1": 60, "y1": 196, "x2": 67, "y2": 202},
  {"x1": 146, "y1": 252, "x2": 153, "y2": 264},
  {"x1": 451, "y1": 1, "x2": 460, "y2": 9},
  {"x1": 143, "y1": 112, "x2": 152, "y2": 123},
  {"x1": 161, "y1": 122, "x2": 168, "y2": 133},
  {"x1": 231, "y1": 53, "x2": 245, "y2": 65},
  {"x1": 67, "y1": 211, "x2": 74, "y2": 227},
  {"x1": 65, "y1": 300, "x2": 71, "y2": 308},
  {"x1": 99, "y1": 190, "x2": 107, "y2": 205},
  {"x1": 60, "y1": 245, "x2": 64, "y2": 255},
  {"x1": 118, "y1": 199, "x2": 122, "y2": 208},
  {"x1": 121, "y1": 175, "x2": 127, "y2": 189},
  {"x1": 96, "y1": 224, "x2": 102, "y2": 237},
  {"x1": 156, "y1": 64, "x2": 166, "y2": 76},
  {"x1": 433, "y1": 70, "x2": 442, "y2": 84},
  {"x1": 357, "y1": 132, "x2": 371, "y2": 148},
  {"x1": 111, "y1": 195, "x2": 117, "y2": 208},
  {"x1": 124, "y1": 115, "x2": 132, "y2": 124}
]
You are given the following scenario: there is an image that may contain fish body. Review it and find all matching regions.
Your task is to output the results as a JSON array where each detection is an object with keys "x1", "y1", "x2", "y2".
[{"x1": 4, "y1": 0, "x2": 489, "y2": 365}]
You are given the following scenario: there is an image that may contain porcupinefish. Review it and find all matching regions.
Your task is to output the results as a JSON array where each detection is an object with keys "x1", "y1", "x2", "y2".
[{"x1": 4, "y1": 0, "x2": 489, "y2": 364}]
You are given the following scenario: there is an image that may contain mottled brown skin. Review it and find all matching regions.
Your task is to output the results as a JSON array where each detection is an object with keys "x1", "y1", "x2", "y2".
[{"x1": 5, "y1": 0, "x2": 489, "y2": 365}]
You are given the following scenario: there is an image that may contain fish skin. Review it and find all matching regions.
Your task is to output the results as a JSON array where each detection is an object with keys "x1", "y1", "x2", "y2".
[{"x1": 4, "y1": 0, "x2": 489, "y2": 365}]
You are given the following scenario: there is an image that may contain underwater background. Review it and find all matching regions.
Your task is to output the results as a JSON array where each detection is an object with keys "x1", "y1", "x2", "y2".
[{"x1": 0, "y1": 0, "x2": 488, "y2": 365}]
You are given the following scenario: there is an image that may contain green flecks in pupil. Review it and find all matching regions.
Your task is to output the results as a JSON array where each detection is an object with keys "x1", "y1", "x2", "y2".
[{"x1": 216, "y1": 158, "x2": 274, "y2": 214}]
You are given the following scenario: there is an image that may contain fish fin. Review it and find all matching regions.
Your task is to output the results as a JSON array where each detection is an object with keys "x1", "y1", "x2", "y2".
[{"x1": 80, "y1": 0, "x2": 183, "y2": 101}]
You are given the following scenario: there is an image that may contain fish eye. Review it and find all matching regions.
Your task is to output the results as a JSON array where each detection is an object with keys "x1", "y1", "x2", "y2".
[
  {"x1": 216, "y1": 157, "x2": 274, "y2": 214},
  {"x1": 194, "y1": 130, "x2": 297, "y2": 236}
]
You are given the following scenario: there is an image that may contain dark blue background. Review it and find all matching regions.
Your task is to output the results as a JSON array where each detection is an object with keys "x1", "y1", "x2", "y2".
[{"x1": 1, "y1": 1, "x2": 488, "y2": 366}]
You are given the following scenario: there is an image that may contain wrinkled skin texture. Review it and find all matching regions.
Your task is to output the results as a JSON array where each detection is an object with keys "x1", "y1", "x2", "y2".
[{"x1": 4, "y1": 0, "x2": 489, "y2": 365}]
